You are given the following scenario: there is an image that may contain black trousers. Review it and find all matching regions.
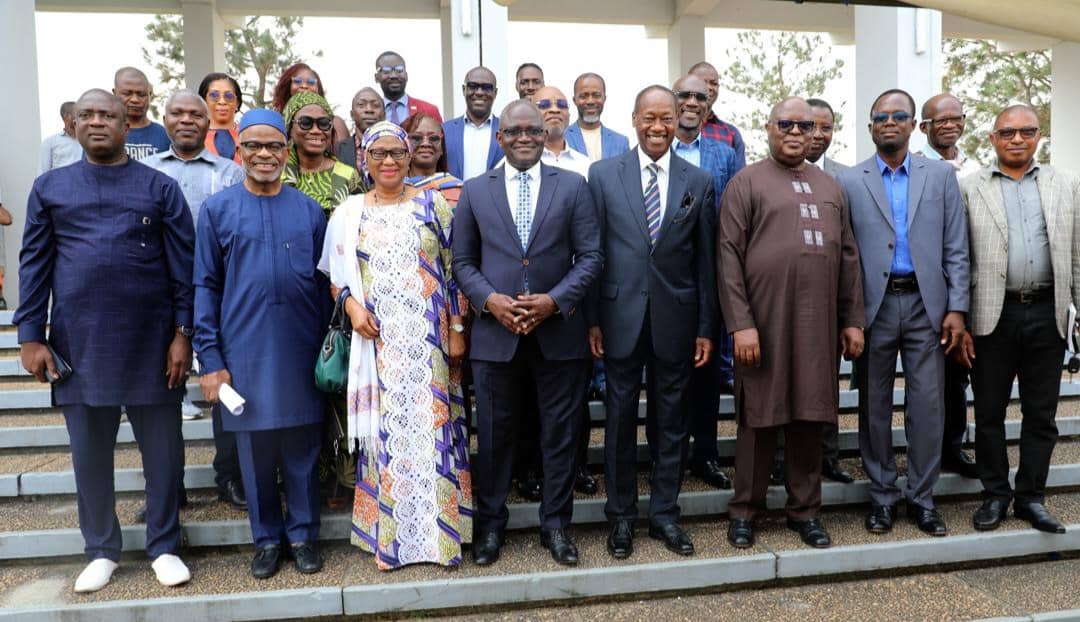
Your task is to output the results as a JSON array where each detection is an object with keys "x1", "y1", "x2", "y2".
[
  {"x1": 211, "y1": 404, "x2": 242, "y2": 489},
  {"x1": 688, "y1": 356, "x2": 720, "y2": 463},
  {"x1": 942, "y1": 358, "x2": 970, "y2": 455},
  {"x1": 472, "y1": 336, "x2": 588, "y2": 533},
  {"x1": 972, "y1": 298, "x2": 1064, "y2": 504}
]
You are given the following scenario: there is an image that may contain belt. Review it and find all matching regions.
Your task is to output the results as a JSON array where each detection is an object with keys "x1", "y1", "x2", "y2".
[
  {"x1": 886, "y1": 275, "x2": 918, "y2": 293},
  {"x1": 1004, "y1": 289, "x2": 1051, "y2": 303}
]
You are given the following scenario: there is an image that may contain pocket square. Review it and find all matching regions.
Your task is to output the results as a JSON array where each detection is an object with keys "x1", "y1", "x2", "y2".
[{"x1": 681, "y1": 193, "x2": 696, "y2": 209}]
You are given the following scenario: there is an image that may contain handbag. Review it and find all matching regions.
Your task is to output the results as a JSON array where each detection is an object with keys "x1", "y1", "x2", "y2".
[{"x1": 314, "y1": 292, "x2": 351, "y2": 394}]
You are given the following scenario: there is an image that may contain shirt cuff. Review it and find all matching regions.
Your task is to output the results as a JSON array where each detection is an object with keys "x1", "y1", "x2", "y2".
[
  {"x1": 174, "y1": 310, "x2": 194, "y2": 329},
  {"x1": 17, "y1": 323, "x2": 46, "y2": 344}
]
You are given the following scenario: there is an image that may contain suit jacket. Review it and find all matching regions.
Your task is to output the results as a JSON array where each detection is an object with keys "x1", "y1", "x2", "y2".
[
  {"x1": 565, "y1": 122, "x2": 631, "y2": 160},
  {"x1": 961, "y1": 164, "x2": 1080, "y2": 338},
  {"x1": 837, "y1": 153, "x2": 970, "y2": 330},
  {"x1": 452, "y1": 163, "x2": 603, "y2": 362},
  {"x1": 443, "y1": 115, "x2": 504, "y2": 180},
  {"x1": 822, "y1": 156, "x2": 847, "y2": 177},
  {"x1": 585, "y1": 150, "x2": 717, "y2": 362}
]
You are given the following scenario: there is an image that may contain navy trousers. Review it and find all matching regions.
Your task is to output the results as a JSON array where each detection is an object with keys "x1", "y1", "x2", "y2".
[
  {"x1": 235, "y1": 423, "x2": 322, "y2": 549},
  {"x1": 64, "y1": 403, "x2": 183, "y2": 561},
  {"x1": 211, "y1": 404, "x2": 242, "y2": 489}
]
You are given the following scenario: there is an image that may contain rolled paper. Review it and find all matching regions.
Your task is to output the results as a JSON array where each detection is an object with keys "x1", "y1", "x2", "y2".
[{"x1": 219, "y1": 383, "x2": 246, "y2": 416}]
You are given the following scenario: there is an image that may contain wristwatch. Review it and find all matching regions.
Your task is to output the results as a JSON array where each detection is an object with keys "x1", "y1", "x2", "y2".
[
  {"x1": 450, "y1": 323, "x2": 465, "y2": 334},
  {"x1": 176, "y1": 325, "x2": 194, "y2": 338}
]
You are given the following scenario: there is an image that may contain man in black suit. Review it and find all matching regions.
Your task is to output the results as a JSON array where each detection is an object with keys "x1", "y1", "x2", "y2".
[
  {"x1": 587, "y1": 85, "x2": 716, "y2": 559},
  {"x1": 453, "y1": 100, "x2": 603, "y2": 566}
]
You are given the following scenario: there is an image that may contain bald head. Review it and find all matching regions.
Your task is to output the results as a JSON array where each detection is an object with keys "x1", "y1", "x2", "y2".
[
  {"x1": 532, "y1": 86, "x2": 570, "y2": 141},
  {"x1": 463, "y1": 66, "x2": 498, "y2": 123},
  {"x1": 78, "y1": 89, "x2": 125, "y2": 116},
  {"x1": 114, "y1": 66, "x2": 150, "y2": 87},
  {"x1": 113, "y1": 67, "x2": 152, "y2": 124},
  {"x1": 995, "y1": 104, "x2": 1039, "y2": 128},
  {"x1": 921, "y1": 93, "x2": 962, "y2": 119},
  {"x1": 500, "y1": 98, "x2": 542, "y2": 127},
  {"x1": 672, "y1": 74, "x2": 709, "y2": 136},
  {"x1": 769, "y1": 96, "x2": 812, "y2": 123},
  {"x1": 920, "y1": 93, "x2": 966, "y2": 155},
  {"x1": 75, "y1": 89, "x2": 128, "y2": 163},
  {"x1": 350, "y1": 87, "x2": 384, "y2": 131},
  {"x1": 167, "y1": 89, "x2": 208, "y2": 113}
]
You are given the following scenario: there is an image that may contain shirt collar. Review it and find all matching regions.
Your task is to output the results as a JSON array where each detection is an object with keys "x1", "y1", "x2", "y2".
[
  {"x1": 384, "y1": 94, "x2": 409, "y2": 109},
  {"x1": 992, "y1": 159, "x2": 1040, "y2": 179},
  {"x1": 876, "y1": 152, "x2": 910, "y2": 175},
  {"x1": 674, "y1": 134, "x2": 701, "y2": 152},
  {"x1": 163, "y1": 147, "x2": 216, "y2": 164},
  {"x1": 505, "y1": 159, "x2": 542, "y2": 183},
  {"x1": 465, "y1": 115, "x2": 493, "y2": 129},
  {"x1": 638, "y1": 145, "x2": 671, "y2": 173},
  {"x1": 921, "y1": 145, "x2": 967, "y2": 164},
  {"x1": 544, "y1": 144, "x2": 585, "y2": 160}
]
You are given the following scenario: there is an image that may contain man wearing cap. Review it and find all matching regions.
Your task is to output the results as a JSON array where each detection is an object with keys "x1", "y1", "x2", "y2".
[{"x1": 194, "y1": 109, "x2": 329, "y2": 579}]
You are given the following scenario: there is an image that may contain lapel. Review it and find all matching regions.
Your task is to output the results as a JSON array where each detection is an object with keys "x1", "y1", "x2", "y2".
[
  {"x1": 907, "y1": 156, "x2": 927, "y2": 226},
  {"x1": 486, "y1": 166, "x2": 521, "y2": 250},
  {"x1": 861, "y1": 157, "x2": 894, "y2": 230},
  {"x1": 526, "y1": 164, "x2": 559, "y2": 253},
  {"x1": 618, "y1": 150, "x2": 652, "y2": 245},
  {"x1": 657, "y1": 154, "x2": 689, "y2": 246},
  {"x1": 975, "y1": 169, "x2": 1008, "y2": 239},
  {"x1": 487, "y1": 117, "x2": 502, "y2": 169},
  {"x1": 1038, "y1": 166, "x2": 1058, "y2": 243}
]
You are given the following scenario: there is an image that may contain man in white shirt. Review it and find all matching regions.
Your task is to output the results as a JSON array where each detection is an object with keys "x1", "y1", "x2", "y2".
[
  {"x1": 531, "y1": 86, "x2": 591, "y2": 179},
  {"x1": 39, "y1": 101, "x2": 84, "y2": 173},
  {"x1": 444, "y1": 66, "x2": 504, "y2": 181}
]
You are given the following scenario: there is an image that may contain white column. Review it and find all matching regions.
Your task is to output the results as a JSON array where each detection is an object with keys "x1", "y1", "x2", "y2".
[
  {"x1": 667, "y1": 14, "x2": 706, "y2": 85},
  {"x1": 1051, "y1": 42, "x2": 1080, "y2": 172},
  {"x1": 854, "y1": 6, "x2": 942, "y2": 160},
  {"x1": 0, "y1": 0, "x2": 42, "y2": 308},
  {"x1": 441, "y1": 0, "x2": 508, "y2": 119},
  {"x1": 181, "y1": 0, "x2": 227, "y2": 91}
]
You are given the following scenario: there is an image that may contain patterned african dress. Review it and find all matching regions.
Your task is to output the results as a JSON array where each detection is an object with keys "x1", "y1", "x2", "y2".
[
  {"x1": 405, "y1": 172, "x2": 463, "y2": 206},
  {"x1": 350, "y1": 189, "x2": 472, "y2": 570},
  {"x1": 283, "y1": 153, "x2": 362, "y2": 217}
]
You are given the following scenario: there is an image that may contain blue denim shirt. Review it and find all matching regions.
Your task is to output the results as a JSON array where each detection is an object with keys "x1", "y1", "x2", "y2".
[
  {"x1": 673, "y1": 135, "x2": 701, "y2": 168},
  {"x1": 877, "y1": 153, "x2": 914, "y2": 276}
]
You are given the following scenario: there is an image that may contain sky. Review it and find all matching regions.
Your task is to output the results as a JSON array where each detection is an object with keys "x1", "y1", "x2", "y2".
[{"x1": 34, "y1": 12, "x2": 860, "y2": 163}]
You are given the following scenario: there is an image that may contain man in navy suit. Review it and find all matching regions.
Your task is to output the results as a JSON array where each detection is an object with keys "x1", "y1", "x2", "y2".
[
  {"x1": 566, "y1": 73, "x2": 630, "y2": 162},
  {"x1": 587, "y1": 86, "x2": 716, "y2": 559},
  {"x1": 453, "y1": 100, "x2": 602, "y2": 567},
  {"x1": 443, "y1": 66, "x2": 504, "y2": 180}
]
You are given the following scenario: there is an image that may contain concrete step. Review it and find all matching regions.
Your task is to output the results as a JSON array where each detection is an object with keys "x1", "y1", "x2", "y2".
[
  {"x1": 0, "y1": 417, "x2": 213, "y2": 450},
  {"x1": 0, "y1": 384, "x2": 204, "y2": 411}
]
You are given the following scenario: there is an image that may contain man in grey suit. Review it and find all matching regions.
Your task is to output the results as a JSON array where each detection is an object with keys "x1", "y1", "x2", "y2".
[
  {"x1": 837, "y1": 88, "x2": 970, "y2": 537},
  {"x1": 587, "y1": 85, "x2": 716, "y2": 560}
]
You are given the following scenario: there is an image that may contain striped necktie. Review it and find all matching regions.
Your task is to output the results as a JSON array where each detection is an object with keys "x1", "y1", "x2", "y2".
[
  {"x1": 515, "y1": 170, "x2": 532, "y2": 248},
  {"x1": 644, "y1": 163, "x2": 661, "y2": 244}
]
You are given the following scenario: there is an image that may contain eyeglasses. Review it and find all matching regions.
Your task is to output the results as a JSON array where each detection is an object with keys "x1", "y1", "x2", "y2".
[
  {"x1": 409, "y1": 134, "x2": 443, "y2": 146},
  {"x1": 295, "y1": 116, "x2": 333, "y2": 132},
  {"x1": 368, "y1": 148, "x2": 409, "y2": 161},
  {"x1": 501, "y1": 127, "x2": 546, "y2": 138},
  {"x1": 291, "y1": 77, "x2": 318, "y2": 88},
  {"x1": 377, "y1": 64, "x2": 406, "y2": 76},
  {"x1": 924, "y1": 115, "x2": 965, "y2": 128},
  {"x1": 240, "y1": 141, "x2": 286, "y2": 154},
  {"x1": 871, "y1": 111, "x2": 913, "y2": 125},
  {"x1": 774, "y1": 119, "x2": 815, "y2": 134},
  {"x1": 993, "y1": 126, "x2": 1040, "y2": 140},
  {"x1": 464, "y1": 82, "x2": 495, "y2": 94},
  {"x1": 536, "y1": 99, "x2": 569, "y2": 110},
  {"x1": 675, "y1": 91, "x2": 708, "y2": 102},
  {"x1": 207, "y1": 90, "x2": 236, "y2": 103}
]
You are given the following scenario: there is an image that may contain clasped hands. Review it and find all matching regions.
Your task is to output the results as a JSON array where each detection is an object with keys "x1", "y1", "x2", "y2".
[{"x1": 486, "y1": 293, "x2": 557, "y2": 335}]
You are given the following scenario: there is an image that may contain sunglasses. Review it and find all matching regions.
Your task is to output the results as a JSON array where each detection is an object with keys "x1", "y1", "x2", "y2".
[
  {"x1": 501, "y1": 127, "x2": 546, "y2": 138},
  {"x1": 993, "y1": 126, "x2": 1039, "y2": 140},
  {"x1": 774, "y1": 119, "x2": 816, "y2": 134},
  {"x1": 409, "y1": 134, "x2": 443, "y2": 146},
  {"x1": 676, "y1": 91, "x2": 708, "y2": 102},
  {"x1": 464, "y1": 81, "x2": 495, "y2": 93},
  {"x1": 536, "y1": 98, "x2": 569, "y2": 110},
  {"x1": 207, "y1": 90, "x2": 236, "y2": 103},
  {"x1": 295, "y1": 116, "x2": 333, "y2": 132},
  {"x1": 291, "y1": 77, "x2": 319, "y2": 87},
  {"x1": 240, "y1": 141, "x2": 286, "y2": 154},
  {"x1": 377, "y1": 64, "x2": 406, "y2": 76},
  {"x1": 871, "y1": 111, "x2": 913, "y2": 125},
  {"x1": 368, "y1": 148, "x2": 409, "y2": 161}
]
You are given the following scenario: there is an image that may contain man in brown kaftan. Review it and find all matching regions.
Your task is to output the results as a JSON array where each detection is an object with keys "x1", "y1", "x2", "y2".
[{"x1": 718, "y1": 97, "x2": 865, "y2": 550}]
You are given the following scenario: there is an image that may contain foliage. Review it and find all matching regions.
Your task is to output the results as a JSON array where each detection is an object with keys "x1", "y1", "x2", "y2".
[{"x1": 942, "y1": 39, "x2": 1051, "y2": 164}]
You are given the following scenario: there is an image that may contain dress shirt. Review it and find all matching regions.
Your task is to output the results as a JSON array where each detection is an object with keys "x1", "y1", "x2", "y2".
[
  {"x1": 140, "y1": 147, "x2": 245, "y2": 226},
  {"x1": 384, "y1": 94, "x2": 410, "y2": 125},
  {"x1": 638, "y1": 146, "x2": 670, "y2": 223},
  {"x1": 918, "y1": 146, "x2": 981, "y2": 180},
  {"x1": 580, "y1": 125, "x2": 603, "y2": 161},
  {"x1": 672, "y1": 135, "x2": 701, "y2": 168},
  {"x1": 503, "y1": 160, "x2": 542, "y2": 229},
  {"x1": 993, "y1": 161, "x2": 1052, "y2": 293},
  {"x1": 541, "y1": 145, "x2": 592, "y2": 179},
  {"x1": 876, "y1": 153, "x2": 914, "y2": 276},
  {"x1": 38, "y1": 133, "x2": 84, "y2": 174},
  {"x1": 462, "y1": 115, "x2": 494, "y2": 180}
]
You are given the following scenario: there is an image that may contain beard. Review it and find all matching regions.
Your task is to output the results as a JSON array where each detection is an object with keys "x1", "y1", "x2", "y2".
[{"x1": 580, "y1": 112, "x2": 601, "y2": 125}]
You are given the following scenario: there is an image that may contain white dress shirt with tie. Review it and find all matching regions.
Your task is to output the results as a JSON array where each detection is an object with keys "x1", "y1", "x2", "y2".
[{"x1": 638, "y1": 146, "x2": 670, "y2": 222}]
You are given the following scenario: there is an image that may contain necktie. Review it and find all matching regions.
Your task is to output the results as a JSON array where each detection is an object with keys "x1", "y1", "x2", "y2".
[
  {"x1": 515, "y1": 170, "x2": 532, "y2": 248},
  {"x1": 644, "y1": 163, "x2": 661, "y2": 244},
  {"x1": 389, "y1": 102, "x2": 402, "y2": 125}
]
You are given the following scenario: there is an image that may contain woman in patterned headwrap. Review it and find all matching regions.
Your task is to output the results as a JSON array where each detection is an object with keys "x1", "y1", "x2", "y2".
[
  {"x1": 318, "y1": 120, "x2": 471, "y2": 570},
  {"x1": 282, "y1": 91, "x2": 363, "y2": 217}
]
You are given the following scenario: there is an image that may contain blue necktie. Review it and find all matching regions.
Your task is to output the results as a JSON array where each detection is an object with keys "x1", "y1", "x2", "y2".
[
  {"x1": 644, "y1": 163, "x2": 661, "y2": 244},
  {"x1": 515, "y1": 171, "x2": 532, "y2": 248}
]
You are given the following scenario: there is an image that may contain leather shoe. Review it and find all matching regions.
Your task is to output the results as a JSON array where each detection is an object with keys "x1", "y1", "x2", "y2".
[
  {"x1": 691, "y1": 459, "x2": 732, "y2": 490},
  {"x1": 648, "y1": 522, "x2": 694, "y2": 556},
  {"x1": 607, "y1": 520, "x2": 634, "y2": 559},
  {"x1": 574, "y1": 466, "x2": 598, "y2": 495},
  {"x1": 251, "y1": 545, "x2": 282, "y2": 579},
  {"x1": 865, "y1": 504, "x2": 897, "y2": 534},
  {"x1": 787, "y1": 517, "x2": 832, "y2": 548},
  {"x1": 515, "y1": 471, "x2": 543, "y2": 502},
  {"x1": 770, "y1": 459, "x2": 785, "y2": 486},
  {"x1": 907, "y1": 505, "x2": 948, "y2": 537},
  {"x1": 727, "y1": 518, "x2": 755, "y2": 549},
  {"x1": 942, "y1": 450, "x2": 979, "y2": 479},
  {"x1": 218, "y1": 479, "x2": 248, "y2": 510},
  {"x1": 472, "y1": 531, "x2": 504, "y2": 566},
  {"x1": 540, "y1": 528, "x2": 579, "y2": 565},
  {"x1": 291, "y1": 542, "x2": 323, "y2": 574},
  {"x1": 1014, "y1": 502, "x2": 1066, "y2": 534},
  {"x1": 973, "y1": 498, "x2": 1009, "y2": 531},
  {"x1": 821, "y1": 458, "x2": 854, "y2": 484}
]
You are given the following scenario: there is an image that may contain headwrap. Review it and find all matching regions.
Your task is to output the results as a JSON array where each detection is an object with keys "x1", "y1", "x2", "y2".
[
  {"x1": 361, "y1": 120, "x2": 411, "y2": 153},
  {"x1": 282, "y1": 91, "x2": 333, "y2": 130},
  {"x1": 237, "y1": 108, "x2": 286, "y2": 138}
]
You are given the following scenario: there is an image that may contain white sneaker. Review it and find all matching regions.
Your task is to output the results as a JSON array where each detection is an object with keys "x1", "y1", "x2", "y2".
[
  {"x1": 151, "y1": 553, "x2": 191, "y2": 587},
  {"x1": 74, "y1": 558, "x2": 118, "y2": 593},
  {"x1": 181, "y1": 400, "x2": 203, "y2": 421}
]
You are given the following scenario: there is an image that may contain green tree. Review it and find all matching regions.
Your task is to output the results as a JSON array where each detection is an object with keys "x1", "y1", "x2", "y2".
[
  {"x1": 942, "y1": 39, "x2": 1051, "y2": 165},
  {"x1": 723, "y1": 30, "x2": 846, "y2": 161},
  {"x1": 141, "y1": 15, "x2": 322, "y2": 113}
]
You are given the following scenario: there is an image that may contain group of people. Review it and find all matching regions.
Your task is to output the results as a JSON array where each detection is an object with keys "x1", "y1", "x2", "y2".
[{"x1": 15, "y1": 49, "x2": 1079, "y2": 596}]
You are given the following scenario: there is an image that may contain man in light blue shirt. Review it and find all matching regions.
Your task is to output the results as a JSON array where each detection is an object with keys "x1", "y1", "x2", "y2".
[
  {"x1": 38, "y1": 101, "x2": 84, "y2": 174},
  {"x1": 877, "y1": 153, "x2": 914, "y2": 276}
]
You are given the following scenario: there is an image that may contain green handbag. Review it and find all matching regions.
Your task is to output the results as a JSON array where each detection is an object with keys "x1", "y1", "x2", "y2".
[{"x1": 314, "y1": 293, "x2": 351, "y2": 394}]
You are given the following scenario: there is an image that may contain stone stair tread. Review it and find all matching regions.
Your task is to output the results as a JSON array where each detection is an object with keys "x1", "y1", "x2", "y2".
[{"x1": 0, "y1": 441, "x2": 216, "y2": 477}]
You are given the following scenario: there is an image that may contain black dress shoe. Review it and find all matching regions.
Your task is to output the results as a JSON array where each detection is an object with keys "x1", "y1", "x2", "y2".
[
  {"x1": 821, "y1": 458, "x2": 854, "y2": 484},
  {"x1": 291, "y1": 542, "x2": 323, "y2": 574},
  {"x1": 648, "y1": 522, "x2": 694, "y2": 556},
  {"x1": 135, "y1": 503, "x2": 147, "y2": 524},
  {"x1": 251, "y1": 545, "x2": 282, "y2": 579},
  {"x1": 941, "y1": 450, "x2": 978, "y2": 479},
  {"x1": 607, "y1": 520, "x2": 634, "y2": 559},
  {"x1": 218, "y1": 479, "x2": 248, "y2": 510},
  {"x1": 865, "y1": 504, "x2": 897, "y2": 534},
  {"x1": 770, "y1": 459, "x2": 785, "y2": 486},
  {"x1": 907, "y1": 505, "x2": 948, "y2": 537},
  {"x1": 515, "y1": 472, "x2": 543, "y2": 502},
  {"x1": 472, "y1": 531, "x2": 504, "y2": 566},
  {"x1": 540, "y1": 528, "x2": 579, "y2": 565},
  {"x1": 691, "y1": 459, "x2": 732, "y2": 489},
  {"x1": 727, "y1": 518, "x2": 755, "y2": 549},
  {"x1": 973, "y1": 498, "x2": 1009, "y2": 531},
  {"x1": 574, "y1": 466, "x2": 598, "y2": 495},
  {"x1": 1014, "y1": 502, "x2": 1066, "y2": 534},
  {"x1": 787, "y1": 517, "x2": 832, "y2": 548}
]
